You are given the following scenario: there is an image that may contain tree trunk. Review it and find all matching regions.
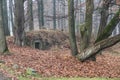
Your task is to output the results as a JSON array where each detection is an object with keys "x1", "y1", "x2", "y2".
[
  {"x1": 97, "y1": 0, "x2": 110, "y2": 37},
  {"x1": 80, "y1": 0, "x2": 94, "y2": 51},
  {"x1": 53, "y1": 0, "x2": 56, "y2": 30},
  {"x1": 118, "y1": 22, "x2": 120, "y2": 34},
  {"x1": 0, "y1": 0, "x2": 9, "y2": 54},
  {"x1": 61, "y1": 0, "x2": 66, "y2": 31},
  {"x1": 9, "y1": 0, "x2": 14, "y2": 36},
  {"x1": 76, "y1": 34, "x2": 120, "y2": 61},
  {"x1": 57, "y1": 0, "x2": 60, "y2": 29},
  {"x1": 68, "y1": 0, "x2": 78, "y2": 56},
  {"x1": 27, "y1": 0, "x2": 34, "y2": 31},
  {"x1": 95, "y1": 9, "x2": 120, "y2": 43},
  {"x1": 14, "y1": 0, "x2": 25, "y2": 46},
  {"x1": 97, "y1": 8, "x2": 108, "y2": 37},
  {"x1": 37, "y1": 0, "x2": 44, "y2": 29},
  {"x1": 2, "y1": 0, "x2": 10, "y2": 36},
  {"x1": 76, "y1": 9, "x2": 120, "y2": 61}
]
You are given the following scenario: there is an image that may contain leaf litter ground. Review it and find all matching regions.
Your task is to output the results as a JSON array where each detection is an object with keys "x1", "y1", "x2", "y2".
[{"x1": 0, "y1": 37, "x2": 120, "y2": 79}]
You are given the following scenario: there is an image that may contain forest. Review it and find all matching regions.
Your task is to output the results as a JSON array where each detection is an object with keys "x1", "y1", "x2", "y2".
[{"x1": 0, "y1": 0, "x2": 120, "y2": 80}]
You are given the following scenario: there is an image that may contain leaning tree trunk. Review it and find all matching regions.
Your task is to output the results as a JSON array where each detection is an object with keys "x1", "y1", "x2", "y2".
[
  {"x1": 0, "y1": 0, "x2": 9, "y2": 54},
  {"x1": 97, "y1": 6, "x2": 108, "y2": 37},
  {"x1": 96, "y1": 0, "x2": 109, "y2": 55},
  {"x1": 95, "y1": 9, "x2": 120, "y2": 43},
  {"x1": 97, "y1": 0, "x2": 110, "y2": 37},
  {"x1": 14, "y1": 0, "x2": 25, "y2": 46},
  {"x1": 76, "y1": 9, "x2": 120, "y2": 61},
  {"x1": 68, "y1": 0, "x2": 78, "y2": 56}
]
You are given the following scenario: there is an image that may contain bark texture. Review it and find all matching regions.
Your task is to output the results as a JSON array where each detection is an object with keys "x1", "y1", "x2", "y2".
[
  {"x1": 27, "y1": 0, "x2": 34, "y2": 31},
  {"x1": 77, "y1": 34, "x2": 120, "y2": 61},
  {"x1": 80, "y1": 0, "x2": 94, "y2": 51},
  {"x1": 95, "y1": 9, "x2": 120, "y2": 43},
  {"x1": 2, "y1": 0, "x2": 10, "y2": 36},
  {"x1": 37, "y1": 0, "x2": 44, "y2": 29},
  {"x1": 53, "y1": 0, "x2": 56, "y2": 30},
  {"x1": 77, "y1": 9, "x2": 120, "y2": 61},
  {"x1": 97, "y1": 0, "x2": 110, "y2": 37},
  {"x1": 68, "y1": 0, "x2": 78, "y2": 56},
  {"x1": 9, "y1": 0, "x2": 14, "y2": 36},
  {"x1": 0, "y1": 0, "x2": 9, "y2": 54},
  {"x1": 14, "y1": 0, "x2": 25, "y2": 46}
]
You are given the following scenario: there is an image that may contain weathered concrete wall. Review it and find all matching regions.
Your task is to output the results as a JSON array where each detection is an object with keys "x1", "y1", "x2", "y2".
[{"x1": 25, "y1": 30, "x2": 68, "y2": 50}]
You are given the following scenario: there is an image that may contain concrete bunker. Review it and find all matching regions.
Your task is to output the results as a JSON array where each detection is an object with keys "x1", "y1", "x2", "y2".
[{"x1": 25, "y1": 30, "x2": 68, "y2": 50}]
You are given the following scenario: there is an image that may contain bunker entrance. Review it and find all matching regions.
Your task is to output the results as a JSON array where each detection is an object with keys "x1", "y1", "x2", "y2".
[{"x1": 34, "y1": 41, "x2": 40, "y2": 49}]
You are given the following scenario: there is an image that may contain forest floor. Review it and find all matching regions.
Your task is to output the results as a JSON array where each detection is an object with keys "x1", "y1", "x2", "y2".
[{"x1": 0, "y1": 37, "x2": 120, "y2": 80}]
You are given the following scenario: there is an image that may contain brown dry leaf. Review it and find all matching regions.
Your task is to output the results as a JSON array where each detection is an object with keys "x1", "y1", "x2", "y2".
[{"x1": 0, "y1": 37, "x2": 120, "y2": 79}]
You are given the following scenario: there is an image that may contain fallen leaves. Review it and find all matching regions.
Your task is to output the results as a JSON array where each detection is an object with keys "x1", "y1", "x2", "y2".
[{"x1": 0, "y1": 37, "x2": 120, "y2": 79}]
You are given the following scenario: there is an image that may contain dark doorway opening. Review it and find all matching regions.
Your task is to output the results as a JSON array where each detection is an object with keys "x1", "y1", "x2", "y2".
[{"x1": 35, "y1": 42, "x2": 40, "y2": 49}]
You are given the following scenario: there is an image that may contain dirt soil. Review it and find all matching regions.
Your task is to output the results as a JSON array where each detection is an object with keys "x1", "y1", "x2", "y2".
[{"x1": 0, "y1": 37, "x2": 120, "y2": 79}]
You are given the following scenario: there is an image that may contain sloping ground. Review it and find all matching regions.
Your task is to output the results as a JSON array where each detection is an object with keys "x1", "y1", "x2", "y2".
[{"x1": 0, "y1": 37, "x2": 120, "y2": 79}]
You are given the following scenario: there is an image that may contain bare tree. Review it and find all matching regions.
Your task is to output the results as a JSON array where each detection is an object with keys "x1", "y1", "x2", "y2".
[
  {"x1": 68, "y1": 0, "x2": 78, "y2": 56},
  {"x1": 36, "y1": 0, "x2": 44, "y2": 29},
  {"x1": 68, "y1": 0, "x2": 120, "y2": 61},
  {"x1": 97, "y1": 0, "x2": 111, "y2": 37},
  {"x1": 14, "y1": 0, "x2": 25, "y2": 46},
  {"x1": 9, "y1": 0, "x2": 14, "y2": 36},
  {"x1": 2, "y1": 0, "x2": 10, "y2": 36},
  {"x1": 0, "y1": 0, "x2": 9, "y2": 54},
  {"x1": 80, "y1": 0, "x2": 94, "y2": 51},
  {"x1": 53, "y1": 0, "x2": 56, "y2": 30},
  {"x1": 27, "y1": 0, "x2": 34, "y2": 30}
]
